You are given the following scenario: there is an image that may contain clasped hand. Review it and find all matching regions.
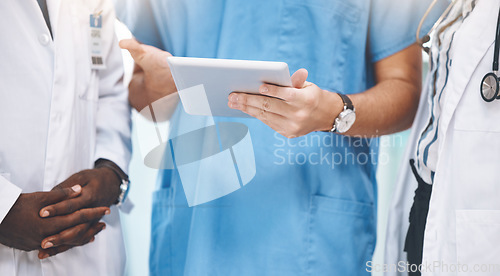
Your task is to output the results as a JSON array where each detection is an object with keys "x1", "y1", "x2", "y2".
[{"x1": 0, "y1": 167, "x2": 121, "y2": 259}]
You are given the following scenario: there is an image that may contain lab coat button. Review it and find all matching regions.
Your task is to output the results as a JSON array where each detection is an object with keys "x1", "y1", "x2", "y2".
[{"x1": 38, "y1": 34, "x2": 50, "y2": 46}]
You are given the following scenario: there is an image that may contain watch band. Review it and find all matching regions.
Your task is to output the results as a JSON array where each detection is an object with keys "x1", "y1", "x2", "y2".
[
  {"x1": 95, "y1": 159, "x2": 129, "y2": 182},
  {"x1": 337, "y1": 93, "x2": 354, "y2": 110},
  {"x1": 327, "y1": 93, "x2": 355, "y2": 133},
  {"x1": 95, "y1": 159, "x2": 130, "y2": 206}
]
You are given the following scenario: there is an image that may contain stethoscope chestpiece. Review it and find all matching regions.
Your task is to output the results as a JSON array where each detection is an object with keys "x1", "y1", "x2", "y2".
[
  {"x1": 481, "y1": 72, "x2": 499, "y2": 102},
  {"x1": 480, "y1": 7, "x2": 500, "y2": 103}
]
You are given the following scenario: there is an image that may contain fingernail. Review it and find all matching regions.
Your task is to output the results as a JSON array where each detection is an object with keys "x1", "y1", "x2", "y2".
[
  {"x1": 40, "y1": 210, "x2": 50, "y2": 218},
  {"x1": 229, "y1": 94, "x2": 238, "y2": 103},
  {"x1": 43, "y1": 242, "x2": 53, "y2": 249},
  {"x1": 105, "y1": 209, "x2": 111, "y2": 215},
  {"x1": 90, "y1": 237, "x2": 95, "y2": 243},
  {"x1": 71, "y1": 185, "x2": 81, "y2": 193},
  {"x1": 102, "y1": 225, "x2": 107, "y2": 230},
  {"x1": 260, "y1": 86, "x2": 268, "y2": 94}
]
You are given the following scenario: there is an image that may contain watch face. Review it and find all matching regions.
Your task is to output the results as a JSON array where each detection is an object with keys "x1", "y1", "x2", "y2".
[{"x1": 335, "y1": 110, "x2": 356, "y2": 133}]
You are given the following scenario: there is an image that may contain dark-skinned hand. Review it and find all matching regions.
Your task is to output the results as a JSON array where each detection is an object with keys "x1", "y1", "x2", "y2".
[
  {"x1": 0, "y1": 185, "x2": 110, "y2": 256},
  {"x1": 37, "y1": 165, "x2": 122, "y2": 259}
]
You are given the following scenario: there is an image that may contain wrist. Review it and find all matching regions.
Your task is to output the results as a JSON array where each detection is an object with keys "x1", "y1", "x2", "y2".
[
  {"x1": 95, "y1": 160, "x2": 121, "y2": 181},
  {"x1": 317, "y1": 90, "x2": 344, "y2": 132},
  {"x1": 94, "y1": 159, "x2": 130, "y2": 206},
  {"x1": 97, "y1": 167, "x2": 122, "y2": 186}
]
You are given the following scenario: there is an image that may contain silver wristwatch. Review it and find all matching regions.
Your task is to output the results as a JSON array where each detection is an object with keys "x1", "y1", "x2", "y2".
[
  {"x1": 116, "y1": 179, "x2": 130, "y2": 207},
  {"x1": 329, "y1": 93, "x2": 356, "y2": 133}
]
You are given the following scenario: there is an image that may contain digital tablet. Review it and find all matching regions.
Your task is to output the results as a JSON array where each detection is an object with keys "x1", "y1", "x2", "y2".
[{"x1": 167, "y1": 57, "x2": 292, "y2": 117}]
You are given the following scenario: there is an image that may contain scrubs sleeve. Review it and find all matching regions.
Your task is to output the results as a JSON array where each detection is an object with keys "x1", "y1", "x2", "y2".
[
  {"x1": 0, "y1": 176, "x2": 21, "y2": 224},
  {"x1": 94, "y1": 4, "x2": 132, "y2": 174},
  {"x1": 369, "y1": 0, "x2": 449, "y2": 62},
  {"x1": 114, "y1": 0, "x2": 164, "y2": 49}
]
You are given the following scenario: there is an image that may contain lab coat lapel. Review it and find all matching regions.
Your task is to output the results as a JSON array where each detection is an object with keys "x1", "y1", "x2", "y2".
[
  {"x1": 437, "y1": 9, "x2": 495, "y2": 140},
  {"x1": 46, "y1": 0, "x2": 61, "y2": 39}
]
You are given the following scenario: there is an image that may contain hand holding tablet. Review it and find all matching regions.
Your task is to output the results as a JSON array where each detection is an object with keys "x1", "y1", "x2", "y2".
[
  {"x1": 169, "y1": 57, "x2": 342, "y2": 138},
  {"x1": 167, "y1": 57, "x2": 292, "y2": 117},
  {"x1": 228, "y1": 68, "x2": 342, "y2": 138}
]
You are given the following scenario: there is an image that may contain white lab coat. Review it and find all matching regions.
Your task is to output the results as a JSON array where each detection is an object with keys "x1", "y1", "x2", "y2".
[
  {"x1": 385, "y1": 1, "x2": 500, "y2": 275},
  {"x1": 0, "y1": 0, "x2": 131, "y2": 275}
]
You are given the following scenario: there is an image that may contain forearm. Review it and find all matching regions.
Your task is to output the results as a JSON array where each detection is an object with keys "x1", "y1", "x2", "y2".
[
  {"x1": 319, "y1": 44, "x2": 422, "y2": 137},
  {"x1": 344, "y1": 78, "x2": 421, "y2": 136}
]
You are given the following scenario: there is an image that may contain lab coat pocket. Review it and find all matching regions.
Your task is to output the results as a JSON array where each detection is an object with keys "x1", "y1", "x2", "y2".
[
  {"x1": 306, "y1": 195, "x2": 375, "y2": 275},
  {"x1": 277, "y1": 0, "x2": 363, "y2": 92},
  {"x1": 456, "y1": 210, "x2": 500, "y2": 275}
]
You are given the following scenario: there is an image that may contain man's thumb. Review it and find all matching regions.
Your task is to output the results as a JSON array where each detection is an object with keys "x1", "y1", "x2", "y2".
[
  {"x1": 119, "y1": 38, "x2": 145, "y2": 64},
  {"x1": 291, "y1": 68, "x2": 308, "y2": 88}
]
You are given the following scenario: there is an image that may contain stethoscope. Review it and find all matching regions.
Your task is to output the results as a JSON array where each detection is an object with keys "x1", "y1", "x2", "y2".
[
  {"x1": 417, "y1": 0, "x2": 500, "y2": 103},
  {"x1": 480, "y1": 8, "x2": 500, "y2": 102}
]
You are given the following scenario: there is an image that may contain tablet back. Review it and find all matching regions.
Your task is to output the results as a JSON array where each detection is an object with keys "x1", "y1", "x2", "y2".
[{"x1": 168, "y1": 57, "x2": 292, "y2": 117}]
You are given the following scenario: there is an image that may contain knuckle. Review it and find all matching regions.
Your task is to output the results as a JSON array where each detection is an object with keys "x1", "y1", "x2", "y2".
[
  {"x1": 258, "y1": 109, "x2": 267, "y2": 122},
  {"x1": 82, "y1": 192, "x2": 92, "y2": 201},
  {"x1": 261, "y1": 99, "x2": 271, "y2": 111},
  {"x1": 76, "y1": 173, "x2": 84, "y2": 183},
  {"x1": 238, "y1": 94, "x2": 247, "y2": 105},
  {"x1": 80, "y1": 194, "x2": 94, "y2": 207},
  {"x1": 50, "y1": 186, "x2": 68, "y2": 200},
  {"x1": 65, "y1": 202, "x2": 74, "y2": 213},
  {"x1": 144, "y1": 81, "x2": 156, "y2": 93},
  {"x1": 290, "y1": 123, "x2": 302, "y2": 137},
  {"x1": 76, "y1": 224, "x2": 88, "y2": 237},
  {"x1": 55, "y1": 234, "x2": 66, "y2": 245},
  {"x1": 286, "y1": 89, "x2": 296, "y2": 101},
  {"x1": 303, "y1": 94, "x2": 315, "y2": 106},
  {"x1": 78, "y1": 211, "x2": 90, "y2": 223},
  {"x1": 273, "y1": 86, "x2": 282, "y2": 95},
  {"x1": 293, "y1": 111, "x2": 303, "y2": 123},
  {"x1": 53, "y1": 185, "x2": 64, "y2": 193}
]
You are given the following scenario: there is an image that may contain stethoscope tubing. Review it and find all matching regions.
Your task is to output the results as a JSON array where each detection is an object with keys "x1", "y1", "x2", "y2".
[
  {"x1": 416, "y1": 0, "x2": 456, "y2": 50},
  {"x1": 418, "y1": 1, "x2": 500, "y2": 102}
]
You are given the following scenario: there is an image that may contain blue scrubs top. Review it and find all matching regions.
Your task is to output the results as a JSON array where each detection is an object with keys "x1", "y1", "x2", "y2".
[{"x1": 117, "y1": 0, "x2": 440, "y2": 274}]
